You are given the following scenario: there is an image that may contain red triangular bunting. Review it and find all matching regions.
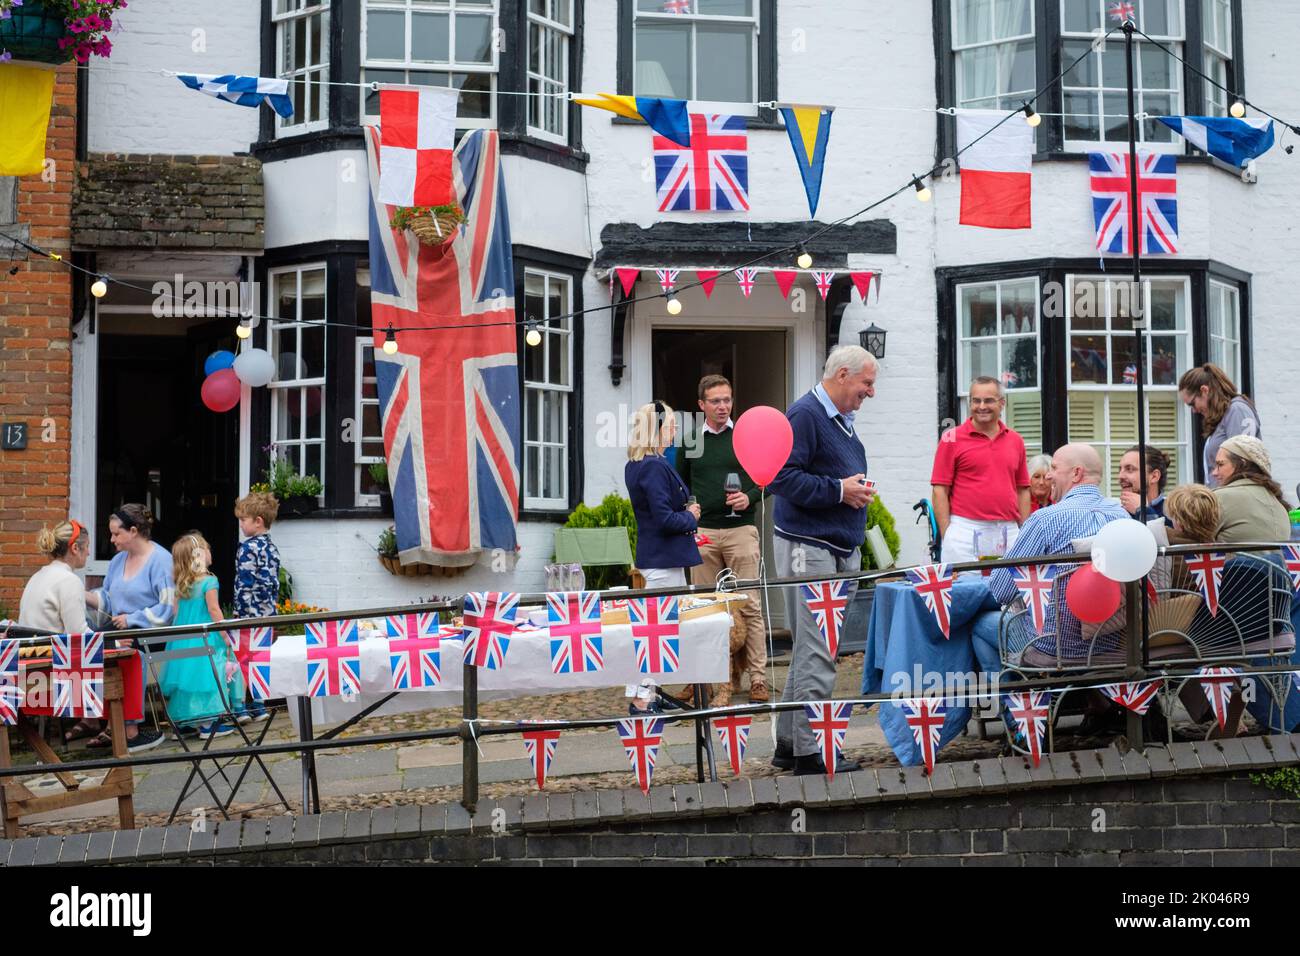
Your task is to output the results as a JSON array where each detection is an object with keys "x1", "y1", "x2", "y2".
[
  {"x1": 850, "y1": 271, "x2": 875, "y2": 302},
  {"x1": 772, "y1": 270, "x2": 798, "y2": 299},
  {"x1": 616, "y1": 268, "x2": 640, "y2": 297},
  {"x1": 696, "y1": 270, "x2": 720, "y2": 298}
]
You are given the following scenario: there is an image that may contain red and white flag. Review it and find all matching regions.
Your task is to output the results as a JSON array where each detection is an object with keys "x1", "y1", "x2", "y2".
[
  {"x1": 713, "y1": 713, "x2": 752, "y2": 776},
  {"x1": 377, "y1": 86, "x2": 456, "y2": 207},
  {"x1": 956, "y1": 108, "x2": 1033, "y2": 229},
  {"x1": 1198, "y1": 667, "x2": 1240, "y2": 730},
  {"x1": 696, "y1": 269, "x2": 720, "y2": 297},
  {"x1": 1101, "y1": 679, "x2": 1163, "y2": 715},
  {"x1": 736, "y1": 267, "x2": 758, "y2": 297}
]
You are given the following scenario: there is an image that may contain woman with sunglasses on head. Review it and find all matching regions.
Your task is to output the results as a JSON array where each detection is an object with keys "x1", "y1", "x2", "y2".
[{"x1": 1178, "y1": 363, "x2": 1261, "y2": 489}]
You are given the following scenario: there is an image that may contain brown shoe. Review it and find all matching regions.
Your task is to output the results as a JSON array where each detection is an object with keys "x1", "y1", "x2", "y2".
[
  {"x1": 709, "y1": 684, "x2": 732, "y2": 708},
  {"x1": 676, "y1": 685, "x2": 697, "y2": 703},
  {"x1": 748, "y1": 681, "x2": 770, "y2": 704}
]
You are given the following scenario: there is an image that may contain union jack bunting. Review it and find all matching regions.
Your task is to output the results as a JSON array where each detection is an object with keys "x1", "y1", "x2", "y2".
[
  {"x1": 1108, "y1": 1, "x2": 1135, "y2": 20},
  {"x1": 655, "y1": 268, "x2": 680, "y2": 293},
  {"x1": 52, "y1": 632, "x2": 104, "y2": 719},
  {"x1": 522, "y1": 728, "x2": 562, "y2": 789},
  {"x1": 803, "y1": 701, "x2": 853, "y2": 778},
  {"x1": 1101, "y1": 679, "x2": 1164, "y2": 715},
  {"x1": 812, "y1": 270, "x2": 836, "y2": 300},
  {"x1": 462, "y1": 591, "x2": 519, "y2": 670},
  {"x1": 1011, "y1": 564, "x2": 1055, "y2": 632},
  {"x1": 547, "y1": 591, "x2": 604, "y2": 674},
  {"x1": 386, "y1": 627, "x2": 442, "y2": 691},
  {"x1": 630, "y1": 596, "x2": 681, "y2": 675},
  {"x1": 906, "y1": 564, "x2": 956, "y2": 637},
  {"x1": 737, "y1": 268, "x2": 758, "y2": 297},
  {"x1": 1198, "y1": 666, "x2": 1241, "y2": 730},
  {"x1": 662, "y1": 0, "x2": 690, "y2": 11},
  {"x1": 1005, "y1": 691, "x2": 1050, "y2": 767},
  {"x1": 900, "y1": 697, "x2": 947, "y2": 773},
  {"x1": 1282, "y1": 545, "x2": 1300, "y2": 592},
  {"x1": 305, "y1": 619, "x2": 362, "y2": 698},
  {"x1": 385, "y1": 612, "x2": 442, "y2": 641},
  {"x1": 713, "y1": 713, "x2": 752, "y2": 777},
  {"x1": 0, "y1": 638, "x2": 19, "y2": 725},
  {"x1": 801, "y1": 580, "x2": 851, "y2": 659},
  {"x1": 617, "y1": 716, "x2": 666, "y2": 795},
  {"x1": 1089, "y1": 150, "x2": 1179, "y2": 255},
  {"x1": 654, "y1": 114, "x2": 749, "y2": 212},
  {"x1": 231, "y1": 626, "x2": 276, "y2": 701},
  {"x1": 1185, "y1": 552, "x2": 1227, "y2": 617}
]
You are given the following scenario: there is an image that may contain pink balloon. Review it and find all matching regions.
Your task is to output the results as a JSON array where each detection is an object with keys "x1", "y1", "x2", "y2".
[
  {"x1": 201, "y1": 368, "x2": 241, "y2": 413},
  {"x1": 733, "y1": 406, "x2": 793, "y2": 487},
  {"x1": 1065, "y1": 565, "x2": 1121, "y2": 624}
]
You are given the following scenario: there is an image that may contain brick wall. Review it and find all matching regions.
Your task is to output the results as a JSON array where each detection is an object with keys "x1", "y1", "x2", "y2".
[{"x1": 0, "y1": 65, "x2": 77, "y2": 616}]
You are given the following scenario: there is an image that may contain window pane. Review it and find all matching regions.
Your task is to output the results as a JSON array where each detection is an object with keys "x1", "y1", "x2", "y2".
[
  {"x1": 1002, "y1": 338, "x2": 1038, "y2": 388},
  {"x1": 545, "y1": 28, "x2": 565, "y2": 81},
  {"x1": 956, "y1": 0, "x2": 993, "y2": 45},
  {"x1": 525, "y1": 446, "x2": 540, "y2": 500},
  {"x1": 1111, "y1": 333, "x2": 1137, "y2": 385},
  {"x1": 306, "y1": 387, "x2": 324, "y2": 439},
  {"x1": 1140, "y1": 43, "x2": 1175, "y2": 89},
  {"x1": 960, "y1": 46, "x2": 997, "y2": 102},
  {"x1": 1002, "y1": 279, "x2": 1037, "y2": 333},
  {"x1": 309, "y1": 11, "x2": 323, "y2": 66},
  {"x1": 548, "y1": 331, "x2": 570, "y2": 386},
  {"x1": 456, "y1": 14, "x2": 494, "y2": 63},
  {"x1": 1142, "y1": 93, "x2": 1175, "y2": 141},
  {"x1": 551, "y1": 0, "x2": 573, "y2": 27},
  {"x1": 364, "y1": 69, "x2": 405, "y2": 113},
  {"x1": 367, "y1": 10, "x2": 407, "y2": 59},
  {"x1": 301, "y1": 325, "x2": 325, "y2": 378},
  {"x1": 306, "y1": 443, "x2": 323, "y2": 484},
  {"x1": 963, "y1": 340, "x2": 999, "y2": 380},
  {"x1": 526, "y1": 390, "x2": 540, "y2": 437},
  {"x1": 1006, "y1": 38, "x2": 1036, "y2": 93},
  {"x1": 961, "y1": 285, "x2": 998, "y2": 338},
  {"x1": 1148, "y1": 283, "x2": 1181, "y2": 330},
  {"x1": 524, "y1": 333, "x2": 543, "y2": 381},
  {"x1": 1102, "y1": 91, "x2": 1127, "y2": 140},
  {"x1": 1143, "y1": 0, "x2": 1174, "y2": 37},
  {"x1": 1062, "y1": 39, "x2": 1096, "y2": 85},
  {"x1": 1061, "y1": 0, "x2": 1099, "y2": 33},
  {"x1": 412, "y1": 13, "x2": 451, "y2": 61},
  {"x1": 455, "y1": 72, "x2": 493, "y2": 117},
  {"x1": 1071, "y1": 335, "x2": 1108, "y2": 383},
  {"x1": 1071, "y1": 280, "x2": 1105, "y2": 330},
  {"x1": 1150, "y1": 336, "x2": 1178, "y2": 385},
  {"x1": 636, "y1": 23, "x2": 691, "y2": 98},
  {"x1": 1064, "y1": 90, "x2": 1099, "y2": 140},
  {"x1": 362, "y1": 403, "x2": 382, "y2": 441},
  {"x1": 698, "y1": 0, "x2": 752, "y2": 14}
]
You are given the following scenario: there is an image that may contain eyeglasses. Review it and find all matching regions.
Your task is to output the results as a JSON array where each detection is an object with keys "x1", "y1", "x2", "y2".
[
  {"x1": 969, "y1": 398, "x2": 1002, "y2": 406},
  {"x1": 1184, "y1": 397, "x2": 1197, "y2": 409}
]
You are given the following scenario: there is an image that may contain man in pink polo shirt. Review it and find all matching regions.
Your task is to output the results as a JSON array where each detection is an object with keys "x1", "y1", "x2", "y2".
[{"x1": 930, "y1": 376, "x2": 1031, "y2": 565}]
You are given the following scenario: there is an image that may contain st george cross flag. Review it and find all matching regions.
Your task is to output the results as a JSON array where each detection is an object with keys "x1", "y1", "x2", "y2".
[
  {"x1": 812, "y1": 271, "x2": 836, "y2": 300},
  {"x1": 801, "y1": 580, "x2": 850, "y2": 659},
  {"x1": 0, "y1": 638, "x2": 19, "y2": 725},
  {"x1": 1199, "y1": 667, "x2": 1241, "y2": 729},
  {"x1": 367, "y1": 125, "x2": 521, "y2": 567},
  {"x1": 1004, "y1": 690, "x2": 1050, "y2": 767},
  {"x1": 1156, "y1": 115, "x2": 1275, "y2": 168},
  {"x1": 1101, "y1": 679, "x2": 1164, "y2": 715},
  {"x1": 656, "y1": 268, "x2": 679, "y2": 293},
  {"x1": 176, "y1": 74, "x2": 294, "y2": 118},
  {"x1": 1186, "y1": 552, "x2": 1227, "y2": 617},
  {"x1": 713, "y1": 713, "x2": 752, "y2": 777},
  {"x1": 779, "y1": 105, "x2": 834, "y2": 218},
  {"x1": 304, "y1": 620, "x2": 362, "y2": 698},
  {"x1": 1011, "y1": 564, "x2": 1056, "y2": 632},
  {"x1": 547, "y1": 591, "x2": 604, "y2": 674},
  {"x1": 956, "y1": 109, "x2": 1034, "y2": 229},
  {"x1": 736, "y1": 268, "x2": 758, "y2": 297},
  {"x1": 522, "y1": 728, "x2": 562, "y2": 790},
  {"x1": 462, "y1": 592, "x2": 519, "y2": 670},
  {"x1": 906, "y1": 564, "x2": 956, "y2": 637},
  {"x1": 385, "y1": 620, "x2": 442, "y2": 690},
  {"x1": 377, "y1": 86, "x2": 456, "y2": 207},
  {"x1": 230, "y1": 626, "x2": 275, "y2": 700},
  {"x1": 52, "y1": 632, "x2": 104, "y2": 719},
  {"x1": 631, "y1": 596, "x2": 681, "y2": 674},
  {"x1": 803, "y1": 701, "x2": 853, "y2": 778},
  {"x1": 618, "y1": 716, "x2": 666, "y2": 795},
  {"x1": 900, "y1": 697, "x2": 947, "y2": 773},
  {"x1": 1089, "y1": 151, "x2": 1179, "y2": 255},
  {"x1": 1281, "y1": 545, "x2": 1300, "y2": 592},
  {"x1": 654, "y1": 114, "x2": 749, "y2": 212}
]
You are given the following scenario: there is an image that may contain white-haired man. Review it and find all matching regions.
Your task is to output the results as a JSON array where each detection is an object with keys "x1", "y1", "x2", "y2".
[{"x1": 768, "y1": 345, "x2": 877, "y2": 776}]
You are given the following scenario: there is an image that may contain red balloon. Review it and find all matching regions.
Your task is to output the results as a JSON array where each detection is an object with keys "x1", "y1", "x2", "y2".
[
  {"x1": 201, "y1": 368, "x2": 241, "y2": 413},
  {"x1": 1065, "y1": 565, "x2": 1122, "y2": 624},
  {"x1": 733, "y1": 406, "x2": 793, "y2": 487}
]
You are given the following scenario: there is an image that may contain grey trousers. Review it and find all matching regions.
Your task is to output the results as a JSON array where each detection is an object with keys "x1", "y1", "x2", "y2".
[{"x1": 774, "y1": 536, "x2": 860, "y2": 757}]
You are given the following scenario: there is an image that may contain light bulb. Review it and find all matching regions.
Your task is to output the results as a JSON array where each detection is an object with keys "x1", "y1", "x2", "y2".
[
  {"x1": 1230, "y1": 100, "x2": 1246, "y2": 118},
  {"x1": 90, "y1": 277, "x2": 108, "y2": 298},
  {"x1": 796, "y1": 249, "x2": 813, "y2": 269},
  {"x1": 382, "y1": 338, "x2": 399, "y2": 355},
  {"x1": 665, "y1": 296, "x2": 683, "y2": 316},
  {"x1": 236, "y1": 322, "x2": 253, "y2": 340},
  {"x1": 526, "y1": 327, "x2": 542, "y2": 347},
  {"x1": 1024, "y1": 105, "x2": 1042, "y2": 127},
  {"x1": 914, "y1": 179, "x2": 932, "y2": 202}
]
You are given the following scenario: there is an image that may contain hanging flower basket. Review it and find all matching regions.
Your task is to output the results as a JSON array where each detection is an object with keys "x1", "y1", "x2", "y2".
[
  {"x1": 0, "y1": 1, "x2": 73, "y2": 64},
  {"x1": 390, "y1": 203, "x2": 465, "y2": 247},
  {"x1": 378, "y1": 555, "x2": 470, "y2": 578}
]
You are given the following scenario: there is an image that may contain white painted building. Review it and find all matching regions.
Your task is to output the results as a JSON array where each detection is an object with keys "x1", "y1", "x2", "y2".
[{"x1": 69, "y1": 0, "x2": 1298, "y2": 612}]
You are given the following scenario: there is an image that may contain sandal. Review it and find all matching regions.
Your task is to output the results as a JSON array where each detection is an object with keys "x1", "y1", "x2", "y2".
[
  {"x1": 63, "y1": 720, "x2": 102, "y2": 743},
  {"x1": 85, "y1": 731, "x2": 114, "y2": 750}
]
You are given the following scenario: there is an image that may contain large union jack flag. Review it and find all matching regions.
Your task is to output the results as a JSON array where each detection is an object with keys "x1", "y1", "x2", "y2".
[
  {"x1": 713, "y1": 713, "x2": 752, "y2": 777},
  {"x1": 52, "y1": 632, "x2": 104, "y2": 719},
  {"x1": 305, "y1": 619, "x2": 362, "y2": 698},
  {"x1": 906, "y1": 564, "x2": 956, "y2": 638},
  {"x1": 900, "y1": 697, "x2": 947, "y2": 773},
  {"x1": 1186, "y1": 551, "x2": 1227, "y2": 617},
  {"x1": 522, "y1": 727, "x2": 562, "y2": 790},
  {"x1": 547, "y1": 591, "x2": 604, "y2": 674},
  {"x1": 1089, "y1": 150, "x2": 1179, "y2": 255},
  {"x1": 1198, "y1": 666, "x2": 1241, "y2": 730},
  {"x1": 801, "y1": 580, "x2": 850, "y2": 659},
  {"x1": 1004, "y1": 690, "x2": 1050, "y2": 768},
  {"x1": 0, "y1": 637, "x2": 19, "y2": 725},
  {"x1": 803, "y1": 701, "x2": 853, "y2": 778},
  {"x1": 630, "y1": 596, "x2": 681, "y2": 675},
  {"x1": 1281, "y1": 545, "x2": 1300, "y2": 593},
  {"x1": 463, "y1": 591, "x2": 518, "y2": 670},
  {"x1": 618, "y1": 716, "x2": 666, "y2": 795},
  {"x1": 1011, "y1": 564, "x2": 1056, "y2": 632},
  {"x1": 654, "y1": 114, "x2": 749, "y2": 212},
  {"x1": 366, "y1": 126, "x2": 520, "y2": 569}
]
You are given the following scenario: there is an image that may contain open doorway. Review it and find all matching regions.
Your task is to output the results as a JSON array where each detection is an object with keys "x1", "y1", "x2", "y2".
[{"x1": 651, "y1": 328, "x2": 789, "y2": 415}]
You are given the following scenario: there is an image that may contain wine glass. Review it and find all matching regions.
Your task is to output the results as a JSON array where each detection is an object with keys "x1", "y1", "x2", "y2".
[{"x1": 724, "y1": 473, "x2": 742, "y2": 518}]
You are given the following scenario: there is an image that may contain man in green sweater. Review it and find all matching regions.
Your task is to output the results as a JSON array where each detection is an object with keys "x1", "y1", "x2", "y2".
[{"x1": 676, "y1": 374, "x2": 769, "y2": 705}]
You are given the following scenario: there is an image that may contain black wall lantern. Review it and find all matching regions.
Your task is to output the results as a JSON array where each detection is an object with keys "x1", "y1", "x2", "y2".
[{"x1": 859, "y1": 322, "x2": 887, "y2": 360}]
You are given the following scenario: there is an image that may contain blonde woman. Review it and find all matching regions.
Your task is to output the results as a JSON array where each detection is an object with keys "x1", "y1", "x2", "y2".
[{"x1": 1027, "y1": 454, "x2": 1054, "y2": 512}]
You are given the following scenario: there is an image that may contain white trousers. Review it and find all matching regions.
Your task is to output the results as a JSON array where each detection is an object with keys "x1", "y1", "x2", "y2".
[
  {"x1": 626, "y1": 567, "x2": 687, "y2": 698},
  {"x1": 940, "y1": 515, "x2": 1021, "y2": 565}
]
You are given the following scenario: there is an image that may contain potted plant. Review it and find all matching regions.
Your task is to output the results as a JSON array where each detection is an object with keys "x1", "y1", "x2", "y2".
[
  {"x1": 263, "y1": 455, "x2": 322, "y2": 517},
  {"x1": 0, "y1": 0, "x2": 125, "y2": 64},
  {"x1": 838, "y1": 495, "x2": 903, "y2": 656},
  {"x1": 369, "y1": 461, "x2": 392, "y2": 516},
  {"x1": 377, "y1": 525, "x2": 430, "y2": 576}
]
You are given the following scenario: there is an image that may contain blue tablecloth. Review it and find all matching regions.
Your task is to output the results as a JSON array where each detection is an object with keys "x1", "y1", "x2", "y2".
[{"x1": 862, "y1": 578, "x2": 999, "y2": 766}]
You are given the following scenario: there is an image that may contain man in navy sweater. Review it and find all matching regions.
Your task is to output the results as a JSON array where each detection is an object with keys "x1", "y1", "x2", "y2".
[{"x1": 769, "y1": 345, "x2": 877, "y2": 775}]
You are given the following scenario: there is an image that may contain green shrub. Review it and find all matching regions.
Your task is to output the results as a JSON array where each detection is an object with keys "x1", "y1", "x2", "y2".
[
  {"x1": 278, "y1": 565, "x2": 294, "y2": 603},
  {"x1": 861, "y1": 494, "x2": 902, "y2": 572},
  {"x1": 562, "y1": 493, "x2": 638, "y2": 591},
  {"x1": 368, "y1": 462, "x2": 389, "y2": 486},
  {"x1": 1251, "y1": 767, "x2": 1300, "y2": 800},
  {"x1": 377, "y1": 526, "x2": 399, "y2": 559}
]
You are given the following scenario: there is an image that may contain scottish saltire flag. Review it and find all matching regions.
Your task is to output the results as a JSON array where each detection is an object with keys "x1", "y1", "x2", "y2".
[
  {"x1": 801, "y1": 580, "x2": 850, "y2": 659},
  {"x1": 803, "y1": 701, "x2": 852, "y2": 778},
  {"x1": 386, "y1": 627, "x2": 442, "y2": 690},
  {"x1": 654, "y1": 114, "x2": 749, "y2": 212},
  {"x1": 906, "y1": 564, "x2": 955, "y2": 637},
  {"x1": 1004, "y1": 691, "x2": 1050, "y2": 768},
  {"x1": 1011, "y1": 564, "x2": 1055, "y2": 632},
  {"x1": 0, "y1": 638, "x2": 19, "y2": 725},
  {"x1": 1281, "y1": 545, "x2": 1300, "y2": 592},
  {"x1": 779, "y1": 105, "x2": 833, "y2": 217},
  {"x1": 1199, "y1": 667, "x2": 1241, "y2": 730},
  {"x1": 1186, "y1": 552, "x2": 1227, "y2": 617},
  {"x1": 522, "y1": 728, "x2": 561, "y2": 789},
  {"x1": 630, "y1": 596, "x2": 681, "y2": 675},
  {"x1": 462, "y1": 591, "x2": 518, "y2": 670},
  {"x1": 367, "y1": 126, "x2": 520, "y2": 568},
  {"x1": 52, "y1": 632, "x2": 104, "y2": 719},
  {"x1": 1089, "y1": 151, "x2": 1179, "y2": 255},
  {"x1": 1101, "y1": 679, "x2": 1163, "y2": 715},
  {"x1": 305, "y1": 620, "x2": 362, "y2": 698},
  {"x1": 176, "y1": 74, "x2": 294, "y2": 118},
  {"x1": 618, "y1": 716, "x2": 666, "y2": 795},
  {"x1": 237, "y1": 627, "x2": 276, "y2": 701},
  {"x1": 547, "y1": 591, "x2": 604, "y2": 675},
  {"x1": 736, "y1": 268, "x2": 758, "y2": 297},
  {"x1": 1156, "y1": 115, "x2": 1275, "y2": 168},
  {"x1": 713, "y1": 714, "x2": 752, "y2": 777},
  {"x1": 900, "y1": 697, "x2": 946, "y2": 774}
]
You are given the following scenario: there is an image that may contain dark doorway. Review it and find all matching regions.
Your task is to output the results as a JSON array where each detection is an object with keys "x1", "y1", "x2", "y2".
[
  {"x1": 651, "y1": 328, "x2": 790, "y2": 416},
  {"x1": 96, "y1": 322, "x2": 241, "y2": 607}
]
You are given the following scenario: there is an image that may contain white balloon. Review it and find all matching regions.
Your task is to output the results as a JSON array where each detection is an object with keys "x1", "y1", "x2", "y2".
[
  {"x1": 233, "y1": 348, "x2": 276, "y2": 387},
  {"x1": 1091, "y1": 519, "x2": 1158, "y2": 583}
]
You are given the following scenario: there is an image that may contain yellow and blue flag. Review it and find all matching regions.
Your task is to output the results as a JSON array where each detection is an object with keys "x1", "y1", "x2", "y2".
[
  {"x1": 0, "y1": 63, "x2": 56, "y2": 176},
  {"x1": 575, "y1": 93, "x2": 691, "y2": 147},
  {"x1": 780, "y1": 105, "x2": 834, "y2": 217}
]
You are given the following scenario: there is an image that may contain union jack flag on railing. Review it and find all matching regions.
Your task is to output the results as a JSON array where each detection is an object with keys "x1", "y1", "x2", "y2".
[
  {"x1": 52, "y1": 632, "x2": 103, "y2": 719},
  {"x1": 801, "y1": 580, "x2": 850, "y2": 659},
  {"x1": 803, "y1": 701, "x2": 853, "y2": 778},
  {"x1": 462, "y1": 592, "x2": 518, "y2": 670},
  {"x1": 522, "y1": 727, "x2": 562, "y2": 790},
  {"x1": 0, "y1": 637, "x2": 19, "y2": 725},
  {"x1": 900, "y1": 697, "x2": 946, "y2": 774},
  {"x1": 547, "y1": 591, "x2": 604, "y2": 674},
  {"x1": 631, "y1": 596, "x2": 681, "y2": 675},
  {"x1": 618, "y1": 716, "x2": 666, "y2": 795},
  {"x1": 713, "y1": 713, "x2": 752, "y2": 777},
  {"x1": 1101, "y1": 679, "x2": 1163, "y2": 715},
  {"x1": 1198, "y1": 666, "x2": 1241, "y2": 730},
  {"x1": 1005, "y1": 690, "x2": 1050, "y2": 768},
  {"x1": 906, "y1": 564, "x2": 955, "y2": 637},
  {"x1": 1186, "y1": 551, "x2": 1227, "y2": 617},
  {"x1": 305, "y1": 619, "x2": 362, "y2": 698}
]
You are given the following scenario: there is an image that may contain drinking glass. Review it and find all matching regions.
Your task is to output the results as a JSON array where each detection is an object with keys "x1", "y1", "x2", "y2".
[{"x1": 724, "y1": 473, "x2": 742, "y2": 518}]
